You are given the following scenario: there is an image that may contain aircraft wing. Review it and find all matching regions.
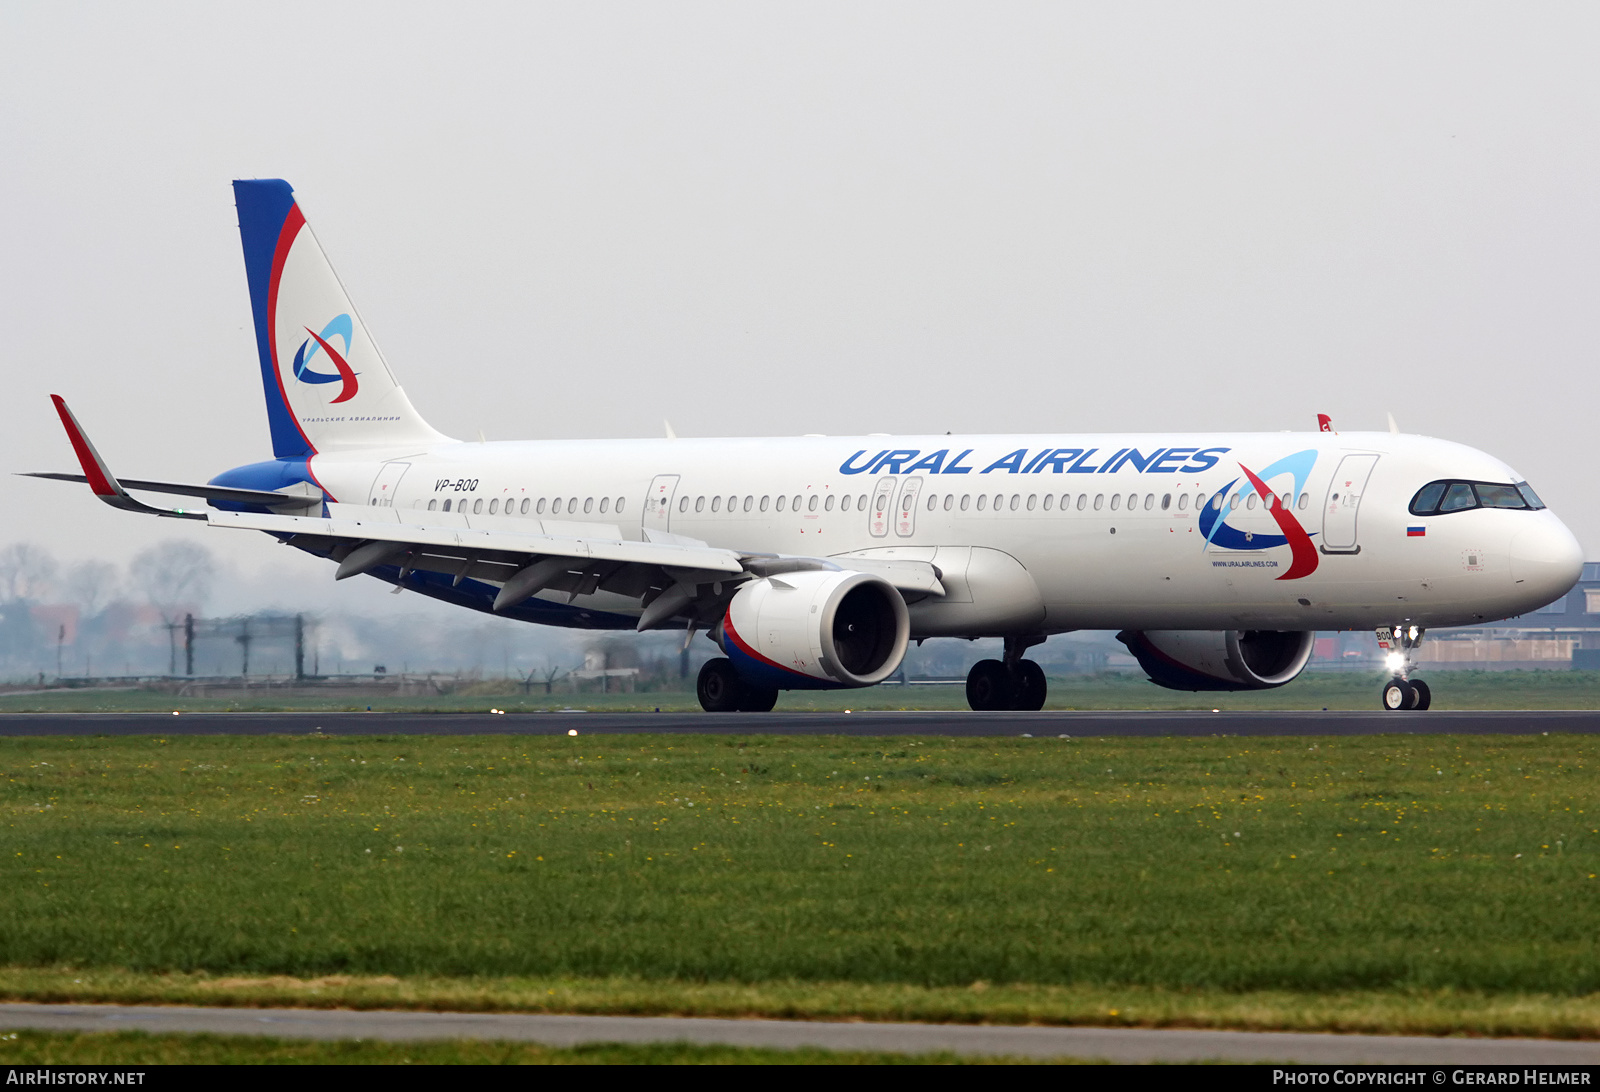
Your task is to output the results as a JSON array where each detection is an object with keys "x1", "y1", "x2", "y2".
[
  {"x1": 209, "y1": 503, "x2": 943, "y2": 629},
  {"x1": 21, "y1": 471, "x2": 314, "y2": 509}
]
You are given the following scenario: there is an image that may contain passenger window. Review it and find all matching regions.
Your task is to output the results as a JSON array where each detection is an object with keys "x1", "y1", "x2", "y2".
[
  {"x1": 960, "y1": 494, "x2": 971, "y2": 511},
  {"x1": 695, "y1": 496, "x2": 705, "y2": 513},
  {"x1": 1280, "y1": 493, "x2": 1290, "y2": 510},
  {"x1": 1077, "y1": 494, "x2": 1087, "y2": 511},
  {"x1": 792, "y1": 495, "x2": 802, "y2": 510},
  {"x1": 1177, "y1": 494, "x2": 1188, "y2": 511},
  {"x1": 1476, "y1": 484, "x2": 1526, "y2": 509},
  {"x1": 616, "y1": 497, "x2": 625, "y2": 514},
  {"x1": 760, "y1": 495, "x2": 769, "y2": 512},
  {"x1": 1230, "y1": 493, "x2": 1242, "y2": 510},
  {"x1": 1043, "y1": 494, "x2": 1053, "y2": 511},
  {"x1": 1093, "y1": 494, "x2": 1104, "y2": 510},
  {"x1": 1440, "y1": 483, "x2": 1476, "y2": 512},
  {"x1": 1110, "y1": 494, "x2": 1121, "y2": 511},
  {"x1": 1010, "y1": 495, "x2": 1020, "y2": 511},
  {"x1": 992, "y1": 494, "x2": 1003, "y2": 511},
  {"x1": 944, "y1": 494, "x2": 954, "y2": 511},
  {"x1": 977, "y1": 495, "x2": 987, "y2": 511},
  {"x1": 1144, "y1": 494, "x2": 1155, "y2": 511},
  {"x1": 744, "y1": 496, "x2": 753, "y2": 512},
  {"x1": 1027, "y1": 494, "x2": 1036, "y2": 511},
  {"x1": 441, "y1": 499, "x2": 451, "y2": 512},
  {"x1": 489, "y1": 499, "x2": 499, "y2": 514},
  {"x1": 472, "y1": 499, "x2": 483, "y2": 514},
  {"x1": 1161, "y1": 494, "x2": 1171, "y2": 510},
  {"x1": 776, "y1": 495, "x2": 786, "y2": 512},
  {"x1": 727, "y1": 495, "x2": 736, "y2": 511},
  {"x1": 825, "y1": 495, "x2": 835, "y2": 512},
  {"x1": 808, "y1": 494, "x2": 818, "y2": 512},
  {"x1": 599, "y1": 497, "x2": 609, "y2": 514},
  {"x1": 1246, "y1": 494, "x2": 1257, "y2": 510},
  {"x1": 427, "y1": 499, "x2": 437, "y2": 511},
  {"x1": 537, "y1": 498, "x2": 548, "y2": 515},
  {"x1": 926, "y1": 494, "x2": 937, "y2": 511},
  {"x1": 552, "y1": 498, "x2": 563, "y2": 514},
  {"x1": 711, "y1": 496, "x2": 721, "y2": 512},
  {"x1": 520, "y1": 498, "x2": 530, "y2": 515},
  {"x1": 1298, "y1": 493, "x2": 1308, "y2": 510},
  {"x1": 677, "y1": 496, "x2": 687, "y2": 513}
]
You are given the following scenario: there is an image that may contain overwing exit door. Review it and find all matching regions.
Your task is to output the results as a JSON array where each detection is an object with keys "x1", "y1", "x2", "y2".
[
  {"x1": 642, "y1": 475, "x2": 679, "y2": 536},
  {"x1": 1321, "y1": 454, "x2": 1379, "y2": 554}
]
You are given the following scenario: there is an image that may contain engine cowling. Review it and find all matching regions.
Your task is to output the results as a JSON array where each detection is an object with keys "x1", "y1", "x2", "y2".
[
  {"x1": 720, "y1": 570, "x2": 910, "y2": 689},
  {"x1": 1117, "y1": 630, "x2": 1315, "y2": 692}
]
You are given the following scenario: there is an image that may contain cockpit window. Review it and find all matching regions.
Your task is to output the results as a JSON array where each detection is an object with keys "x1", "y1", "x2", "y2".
[
  {"x1": 1439, "y1": 483, "x2": 1477, "y2": 512},
  {"x1": 1411, "y1": 482, "x2": 1446, "y2": 513},
  {"x1": 1475, "y1": 484, "x2": 1525, "y2": 509},
  {"x1": 1410, "y1": 479, "x2": 1547, "y2": 516}
]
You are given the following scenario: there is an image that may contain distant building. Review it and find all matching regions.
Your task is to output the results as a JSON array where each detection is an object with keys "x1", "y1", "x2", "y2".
[{"x1": 1414, "y1": 562, "x2": 1600, "y2": 670}]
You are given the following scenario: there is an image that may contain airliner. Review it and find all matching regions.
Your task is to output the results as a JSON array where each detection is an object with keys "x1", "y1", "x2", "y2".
[{"x1": 29, "y1": 179, "x2": 1585, "y2": 712}]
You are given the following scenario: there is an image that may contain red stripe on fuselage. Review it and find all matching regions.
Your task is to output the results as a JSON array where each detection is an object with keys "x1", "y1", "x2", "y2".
[{"x1": 1239, "y1": 463, "x2": 1319, "y2": 581}]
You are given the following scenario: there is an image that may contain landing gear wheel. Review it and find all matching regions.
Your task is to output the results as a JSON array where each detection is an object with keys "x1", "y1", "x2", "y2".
[
  {"x1": 738, "y1": 686, "x2": 779, "y2": 713},
  {"x1": 966, "y1": 659, "x2": 1014, "y2": 711},
  {"x1": 697, "y1": 658, "x2": 746, "y2": 712},
  {"x1": 1010, "y1": 660, "x2": 1047, "y2": 711},
  {"x1": 1381, "y1": 677, "x2": 1418, "y2": 711},
  {"x1": 1409, "y1": 678, "x2": 1431, "y2": 711}
]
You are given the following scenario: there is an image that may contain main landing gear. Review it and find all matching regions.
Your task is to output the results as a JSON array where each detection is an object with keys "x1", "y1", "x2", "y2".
[
  {"x1": 696, "y1": 658, "x2": 779, "y2": 713},
  {"x1": 966, "y1": 635, "x2": 1048, "y2": 711},
  {"x1": 1377, "y1": 624, "x2": 1431, "y2": 711}
]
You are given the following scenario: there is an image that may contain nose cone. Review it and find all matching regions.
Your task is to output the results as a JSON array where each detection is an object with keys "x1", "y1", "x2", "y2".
[{"x1": 1510, "y1": 516, "x2": 1584, "y2": 608}]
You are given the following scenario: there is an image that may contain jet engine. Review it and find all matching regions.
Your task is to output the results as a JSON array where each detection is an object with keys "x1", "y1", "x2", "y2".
[
  {"x1": 719, "y1": 570, "x2": 909, "y2": 689},
  {"x1": 1117, "y1": 629, "x2": 1315, "y2": 691}
]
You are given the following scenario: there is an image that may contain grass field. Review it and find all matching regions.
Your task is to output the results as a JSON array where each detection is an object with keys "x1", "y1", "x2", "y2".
[
  {"x1": 0, "y1": 1030, "x2": 1021, "y2": 1065},
  {"x1": 1, "y1": 731, "x2": 1598, "y2": 1043},
  {"x1": 6, "y1": 668, "x2": 1600, "y2": 712}
]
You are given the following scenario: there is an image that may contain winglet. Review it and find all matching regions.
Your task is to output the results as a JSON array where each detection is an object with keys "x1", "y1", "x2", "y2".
[
  {"x1": 50, "y1": 395, "x2": 125, "y2": 500},
  {"x1": 46, "y1": 396, "x2": 205, "y2": 519}
]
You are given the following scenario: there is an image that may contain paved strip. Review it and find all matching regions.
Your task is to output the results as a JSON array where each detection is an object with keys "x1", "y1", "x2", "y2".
[
  {"x1": 1, "y1": 1003, "x2": 1597, "y2": 1063},
  {"x1": 0, "y1": 709, "x2": 1597, "y2": 737}
]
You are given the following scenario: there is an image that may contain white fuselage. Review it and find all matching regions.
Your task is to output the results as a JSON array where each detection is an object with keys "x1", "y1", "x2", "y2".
[{"x1": 296, "y1": 430, "x2": 1583, "y2": 637}]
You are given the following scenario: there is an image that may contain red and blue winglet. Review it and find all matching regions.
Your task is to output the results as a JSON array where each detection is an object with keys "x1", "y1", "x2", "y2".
[{"x1": 45, "y1": 395, "x2": 205, "y2": 520}]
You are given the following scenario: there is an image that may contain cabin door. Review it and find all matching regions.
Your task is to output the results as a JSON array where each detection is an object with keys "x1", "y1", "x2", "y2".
[{"x1": 1321, "y1": 454, "x2": 1379, "y2": 553}]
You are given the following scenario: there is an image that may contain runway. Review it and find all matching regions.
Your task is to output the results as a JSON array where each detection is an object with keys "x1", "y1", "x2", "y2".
[
  {"x1": 0, "y1": 709, "x2": 1598, "y2": 736},
  {"x1": 3, "y1": 1002, "x2": 1599, "y2": 1063}
]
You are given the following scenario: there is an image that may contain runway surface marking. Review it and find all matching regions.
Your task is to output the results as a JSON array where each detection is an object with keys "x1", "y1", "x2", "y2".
[
  {"x1": 2, "y1": 1003, "x2": 1598, "y2": 1063},
  {"x1": 0, "y1": 710, "x2": 1597, "y2": 736}
]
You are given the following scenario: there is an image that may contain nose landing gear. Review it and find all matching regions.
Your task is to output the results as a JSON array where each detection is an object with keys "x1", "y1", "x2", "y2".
[
  {"x1": 966, "y1": 635, "x2": 1048, "y2": 711},
  {"x1": 1377, "y1": 625, "x2": 1431, "y2": 711}
]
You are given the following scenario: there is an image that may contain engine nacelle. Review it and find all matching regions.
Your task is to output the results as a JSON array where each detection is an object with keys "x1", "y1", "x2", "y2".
[
  {"x1": 1117, "y1": 629, "x2": 1315, "y2": 692},
  {"x1": 720, "y1": 570, "x2": 910, "y2": 689}
]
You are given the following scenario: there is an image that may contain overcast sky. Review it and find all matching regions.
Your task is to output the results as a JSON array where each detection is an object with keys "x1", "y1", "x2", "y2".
[{"x1": 3, "y1": 2, "x2": 1597, "y2": 608}]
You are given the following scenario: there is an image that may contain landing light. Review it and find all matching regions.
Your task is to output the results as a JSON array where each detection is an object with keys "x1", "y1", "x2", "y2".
[{"x1": 1385, "y1": 652, "x2": 1407, "y2": 672}]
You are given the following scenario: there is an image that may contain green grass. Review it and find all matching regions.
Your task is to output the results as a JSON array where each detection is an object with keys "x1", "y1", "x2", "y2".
[
  {"x1": 0, "y1": 1029, "x2": 1024, "y2": 1065},
  {"x1": 1, "y1": 732, "x2": 1597, "y2": 1019},
  {"x1": 7, "y1": 668, "x2": 1600, "y2": 712}
]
